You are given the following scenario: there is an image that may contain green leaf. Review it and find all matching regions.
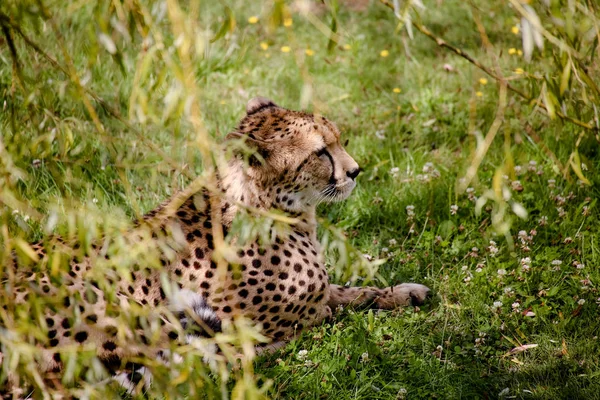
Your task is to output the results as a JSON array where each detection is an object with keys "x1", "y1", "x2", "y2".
[
  {"x1": 570, "y1": 151, "x2": 590, "y2": 185},
  {"x1": 542, "y1": 84, "x2": 556, "y2": 119},
  {"x1": 210, "y1": 6, "x2": 235, "y2": 44},
  {"x1": 547, "y1": 286, "x2": 560, "y2": 297},
  {"x1": 559, "y1": 60, "x2": 571, "y2": 95}
]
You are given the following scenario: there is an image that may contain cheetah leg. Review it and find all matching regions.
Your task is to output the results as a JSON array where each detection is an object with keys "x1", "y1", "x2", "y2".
[{"x1": 327, "y1": 283, "x2": 430, "y2": 310}]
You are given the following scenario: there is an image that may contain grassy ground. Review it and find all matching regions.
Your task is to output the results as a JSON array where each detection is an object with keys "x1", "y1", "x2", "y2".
[{"x1": 1, "y1": 0, "x2": 599, "y2": 399}]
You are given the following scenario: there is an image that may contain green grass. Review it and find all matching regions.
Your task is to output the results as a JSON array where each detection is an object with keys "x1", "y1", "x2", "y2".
[{"x1": 1, "y1": 0, "x2": 599, "y2": 399}]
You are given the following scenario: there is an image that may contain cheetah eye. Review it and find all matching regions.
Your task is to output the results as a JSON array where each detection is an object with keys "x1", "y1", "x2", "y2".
[{"x1": 315, "y1": 147, "x2": 328, "y2": 157}]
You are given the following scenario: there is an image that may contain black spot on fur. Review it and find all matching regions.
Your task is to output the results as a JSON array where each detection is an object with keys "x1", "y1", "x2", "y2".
[{"x1": 74, "y1": 331, "x2": 88, "y2": 343}]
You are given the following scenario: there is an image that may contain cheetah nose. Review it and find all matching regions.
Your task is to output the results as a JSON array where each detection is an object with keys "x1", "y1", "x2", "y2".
[{"x1": 346, "y1": 167, "x2": 361, "y2": 180}]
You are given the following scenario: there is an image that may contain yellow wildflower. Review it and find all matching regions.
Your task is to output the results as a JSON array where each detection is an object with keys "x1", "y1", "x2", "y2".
[
  {"x1": 283, "y1": 18, "x2": 293, "y2": 27},
  {"x1": 380, "y1": 50, "x2": 389, "y2": 57},
  {"x1": 479, "y1": 78, "x2": 488, "y2": 85},
  {"x1": 248, "y1": 16, "x2": 259, "y2": 24},
  {"x1": 220, "y1": 100, "x2": 226, "y2": 105},
  {"x1": 260, "y1": 42, "x2": 269, "y2": 51},
  {"x1": 343, "y1": 44, "x2": 352, "y2": 50},
  {"x1": 281, "y1": 46, "x2": 291, "y2": 53},
  {"x1": 517, "y1": 49, "x2": 523, "y2": 56},
  {"x1": 305, "y1": 48, "x2": 314, "y2": 56},
  {"x1": 508, "y1": 48, "x2": 517, "y2": 55},
  {"x1": 393, "y1": 88, "x2": 401, "y2": 93},
  {"x1": 476, "y1": 91, "x2": 483, "y2": 97},
  {"x1": 515, "y1": 68, "x2": 524, "y2": 74},
  {"x1": 511, "y1": 26, "x2": 519, "y2": 35}
]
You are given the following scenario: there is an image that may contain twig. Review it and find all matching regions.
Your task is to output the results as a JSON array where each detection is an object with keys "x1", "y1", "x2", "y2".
[{"x1": 378, "y1": 0, "x2": 597, "y2": 132}]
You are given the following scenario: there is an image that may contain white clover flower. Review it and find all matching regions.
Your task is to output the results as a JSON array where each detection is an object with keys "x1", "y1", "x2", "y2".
[
  {"x1": 488, "y1": 241, "x2": 499, "y2": 256},
  {"x1": 497, "y1": 269, "x2": 507, "y2": 276},
  {"x1": 390, "y1": 167, "x2": 400, "y2": 177},
  {"x1": 92, "y1": 198, "x2": 99, "y2": 204},
  {"x1": 528, "y1": 160, "x2": 538, "y2": 172},
  {"x1": 466, "y1": 187, "x2": 477, "y2": 201},
  {"x1": 493, "y1": 301, "x2": 503, "y2": 309},
  {"x1": 381, "y1": 247, "x2": 389, "y2": 254},
  {"x1": 547, "y1": 179, "x2": 556, "y2": 189},
  {"x1": 388, "y1": 238, "x2": 398, "y2": 246},
  {"x1": 551, "y1": 260, "x2": 562, "y2": 266},
  {"x1": 406, "y1": 205, "x2": 415, "y2": 219},
  {"x1": 397, "y1": 388, "x2": 408, "y2": 399},
  {"x1": 423, "y1": 162, "x2": 434, "y2": 173},
  {"x1": 539, "y1": 216, "x2": 548, "y2": 226},
  {"x1": 375, "y1": 129, "x2": 386, "y2": 140},
  {"x1": 450, "y1": 204, "x2": 458, "y2": 215},
  {"x1": 430, "y1": 169, "x2": 441, "y2": 179},
  {"x1": 578, "y1": 299, "x2": 586, "y2": 305},
  {"x1": 297, "y1": 350, "x2": 308, "y2": 361},
  {"x1": 582, "y1": 206, "x2": 590, "y2": 216},
  {"x1": 521, "y1": 257, "x2": 532, "y2": 272},
  {"x1": 514, "y1": 165, "x2": 523, "y2": 175},
  {"x1": 360, "y1": 352, "x2": 369, "y2": 363},
  {"x1": 461, "y1": 265, "x2": 469, "y2": 271},
  {"x1": 416, "y1": 174, "x2": 427, "y2": 182},
  {"x1": 511, "y1": 180, "x2": 523, "y2": 191},
  {"x1": 511, "y1": 302, "x2": 520, "y2": 310},
  {"x1": 557, "y1": 207, "x2": 566, "y2": 218}
]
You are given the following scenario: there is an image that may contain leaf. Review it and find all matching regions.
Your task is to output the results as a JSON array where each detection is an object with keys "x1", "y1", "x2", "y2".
[
  {"x1": 15, "y1": 238, "x2": 40, "y2": 262},
  {"x1": 559, "y1": 60, "x2": 571, "y2": 96},
  {"x1": 511, "y1": 202, "x2": 528, "y2": 219},
  {"x1": 542, "y1": 84, "x2": 556, "y2": 119},
  {"x1": 521, "y1": 18, "x2": 534, "y2": 62},
  {"x1": 569, "y1": 151, "x2": 590, "y2": 185},
  {"x1": 210, "y1": 6, "x2": 235, "y2": 44},
  {"x1": 505, "y1": 343, "x2": 538, "y2": 356},
  {"x1": 327, "y1": 13, "x2": 338, "y2": 53},
  {"x1": 98, "y1": 33, "x2": 117, "y2": 54},
  {"x1": 523, "y1": 5, "x2": 544, "y2": 50}
]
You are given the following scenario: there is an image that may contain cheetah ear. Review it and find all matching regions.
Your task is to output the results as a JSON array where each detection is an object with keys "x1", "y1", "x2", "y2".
[{"x1": 246, "y1": 96, "x2": 278, "y2": 115}]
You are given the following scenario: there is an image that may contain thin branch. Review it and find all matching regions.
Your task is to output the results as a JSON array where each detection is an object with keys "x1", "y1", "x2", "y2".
[{"x1": 378, "y1": 0, "x2": 597, "y2": 132}]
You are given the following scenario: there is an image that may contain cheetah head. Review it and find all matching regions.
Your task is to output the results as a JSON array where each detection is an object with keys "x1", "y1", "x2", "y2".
[{"x1": 227, "y1": 97, "x2": 360, "y2": 210}]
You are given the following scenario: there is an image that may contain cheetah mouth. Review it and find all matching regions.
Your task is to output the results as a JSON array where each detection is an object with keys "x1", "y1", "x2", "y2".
[{"x1": 319, "y1": 181, "x2": 356, "y2": 203}]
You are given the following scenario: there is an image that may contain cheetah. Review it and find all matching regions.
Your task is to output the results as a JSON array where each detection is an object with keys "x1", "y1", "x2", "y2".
[{"x1": 1, "y1": 97, "x2": 430, "y2": 391}]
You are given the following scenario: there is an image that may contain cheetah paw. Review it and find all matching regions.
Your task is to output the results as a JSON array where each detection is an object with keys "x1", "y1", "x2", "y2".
[{"x1": 375, "y1": 283, "x2": 431, "y2": 308}]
